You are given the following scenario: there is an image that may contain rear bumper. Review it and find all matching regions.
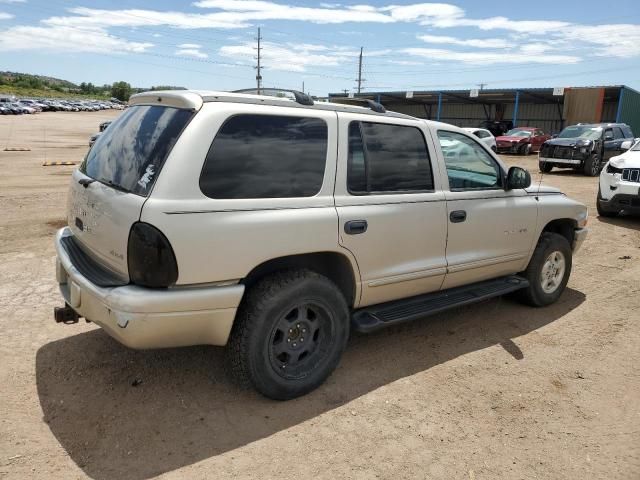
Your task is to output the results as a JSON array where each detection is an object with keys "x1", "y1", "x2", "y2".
[{"x1": 55, "y1": 227, "x2": 244, "y2": 349}]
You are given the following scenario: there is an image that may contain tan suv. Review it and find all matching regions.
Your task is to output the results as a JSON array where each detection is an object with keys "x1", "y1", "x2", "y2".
[{"x1": 54, "y1": 89, "x2": 588, "y2": 400}]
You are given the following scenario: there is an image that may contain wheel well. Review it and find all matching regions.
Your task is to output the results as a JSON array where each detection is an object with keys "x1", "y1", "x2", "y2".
[
  {"x1": 542, "y1": 219, "x2": 576, "y2": 245},
  {"x1": 241, "y1": 252, "x2": 357, "y2": 307}
]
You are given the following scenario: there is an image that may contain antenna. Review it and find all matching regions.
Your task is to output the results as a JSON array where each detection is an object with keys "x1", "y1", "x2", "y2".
[
  {"x1": 356, "y1": 47, "x2": 365, "y2": 94},
  {"x1": 254, "y1": 27, "x2": 263, "y2": 94}
]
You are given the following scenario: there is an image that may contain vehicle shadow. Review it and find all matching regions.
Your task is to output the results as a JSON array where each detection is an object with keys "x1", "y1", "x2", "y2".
[
  {"x1": 597, "y1": 214, "x2": 640, "y2": 230},
  {"x1": 36, "y1": 289, "x2": 585, "y2": 480}
]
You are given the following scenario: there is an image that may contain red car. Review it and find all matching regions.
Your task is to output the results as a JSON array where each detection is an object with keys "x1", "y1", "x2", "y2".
[{"x1": 495, "y1": 127, "x2": 550, "y2": 155}]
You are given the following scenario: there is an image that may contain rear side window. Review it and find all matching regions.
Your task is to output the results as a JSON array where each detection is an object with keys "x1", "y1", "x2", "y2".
[
  {"x1": 348, "y1": 121, "x2": 433, "y2": 194},
  {"x1": 613, "y1": 127, "x2": 625, "y2": 139},
  {"x1": 200, "y1": 114, "x2": 327, "y2": 199},
  {"x1": 621, "y1": 126, "x2": 633, "y2": 138},
  {"x1": 82, "y1": 105, "x2": 193, "y2": 196}
]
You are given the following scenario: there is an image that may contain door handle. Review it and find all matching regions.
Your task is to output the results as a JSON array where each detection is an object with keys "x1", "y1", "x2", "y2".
[
  {"x1": 344, "y1": 220, "x2": 368, "y2": 235},
  {"x1": 449, "y1": 210, "x2": 467, "y2": 223}
]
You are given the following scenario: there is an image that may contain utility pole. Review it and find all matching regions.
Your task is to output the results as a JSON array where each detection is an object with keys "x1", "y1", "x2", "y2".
[
  {"x1": 341, "y1": 89, "x2": 349, "y2": 95},
  {"x1": 477, "y1": 82, "x2": 487, "y2": 91},
  {"x1": 356, "y1": 47, "x2": 364, "y2": 94},
  {"x1": 255, "y1": 27, "x2": 263, "y2": 94},
  {"x1": 302, "y1": 80, "x2": 305, "y2": 94}
]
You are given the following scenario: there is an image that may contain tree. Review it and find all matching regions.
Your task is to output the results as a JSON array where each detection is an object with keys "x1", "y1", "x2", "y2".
[{"x1": 111, "y1": 81, "x2": 132, "y2": 101}]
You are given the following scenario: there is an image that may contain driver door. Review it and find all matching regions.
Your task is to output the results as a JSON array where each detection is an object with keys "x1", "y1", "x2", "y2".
[{"x1": 434, "y1": 129, "x2": 538, "y2": 289}]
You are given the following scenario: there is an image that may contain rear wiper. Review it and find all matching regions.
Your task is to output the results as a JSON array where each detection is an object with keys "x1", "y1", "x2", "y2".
[{"x1": 103, "y1": 180, "x2": 129, "y2": 193}]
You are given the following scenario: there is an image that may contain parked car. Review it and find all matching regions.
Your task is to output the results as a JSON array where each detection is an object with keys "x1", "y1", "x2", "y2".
[
  {"x1": 496, "y1": 127, "x2": 550, "y2": 155},
  {"x1": 478, "y1": 120, "x2": 513, "y2": 137},
  {"x1": 19, "y1": 99, "x2": 42, "y2": 112},
  {"x1": 0, "y1": 105, "x2": 11, "y2": 115},
  {"x1": 539, "y1": 123, "x2": 635, "y2": 176},
  {"x1": 463, "y1": 127, "x2": 497, "y2": 151},
  {"x1": 54, "y1": 89, "x2": 588, "y2": 400},
  {"x1": 9, "y1": 103, "x2": 29, "y2": 114},
  {"x1": 597, "y1": 138, "x2": 640, "y2": 216}
]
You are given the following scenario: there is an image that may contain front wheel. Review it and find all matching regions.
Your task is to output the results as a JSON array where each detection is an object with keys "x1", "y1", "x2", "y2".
[
  {"x1": 583, "y1": 154, "x2": 600, "y2": 176},
  {"x1": 226, "y1": 269, "x2": 350, "y2": 400},
  {"x1": 520, "y1": 144, "x2": 531, "y2": 155},
  {"x1": 517, "y1": 232, "x2": 572, "y2": 307},
  {"x1": 539, "y1": 161, "x2": 553, "y2": 173},
  {"x1": 596, "y1": 186, "x2": 618, "y2": 217}
]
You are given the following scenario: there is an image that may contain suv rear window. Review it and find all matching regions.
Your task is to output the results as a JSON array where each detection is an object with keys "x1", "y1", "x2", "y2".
[
  {"x1": 200, "y1": 114, "x2": 328, "y2": 199},
  {"x1": 81, "y1": 105, "x2": 193, "y2": 196}
]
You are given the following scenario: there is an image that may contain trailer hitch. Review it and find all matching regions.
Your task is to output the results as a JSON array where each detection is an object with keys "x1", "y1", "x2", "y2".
[{"x1": 54, "y1": 304, "x2": 82, "y2": 324}]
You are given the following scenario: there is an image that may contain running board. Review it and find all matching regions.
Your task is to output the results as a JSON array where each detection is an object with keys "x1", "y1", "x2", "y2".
[{"x1": 352, "y1": 275, "x2": 529, "y2": 333}]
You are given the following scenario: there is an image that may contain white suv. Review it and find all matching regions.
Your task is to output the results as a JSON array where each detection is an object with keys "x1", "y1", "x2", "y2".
[
  {"x1": 54, "y1": 89, "x2": 588, "y2": 399},
  {"x1": 597, "y1": 139, "x2": 640, "y2": 216}
]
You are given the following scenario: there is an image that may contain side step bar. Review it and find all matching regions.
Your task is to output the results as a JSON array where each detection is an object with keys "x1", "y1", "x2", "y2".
[{"x1": 352, "y1": 275, "x2": 529, "y2": 333}]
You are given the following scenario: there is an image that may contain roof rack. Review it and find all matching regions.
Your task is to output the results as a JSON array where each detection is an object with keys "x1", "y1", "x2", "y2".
[
  {"x1": 232, "y1": 88, "x2": 314, "y2": 106},
  {"x1": 333, "y1": 97, "x2": 387, "y2": 113}
]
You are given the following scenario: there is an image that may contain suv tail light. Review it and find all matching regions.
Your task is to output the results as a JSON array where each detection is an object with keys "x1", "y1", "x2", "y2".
[{"x1": 127, "y1": 222, "x2": 178, "y2": 288}]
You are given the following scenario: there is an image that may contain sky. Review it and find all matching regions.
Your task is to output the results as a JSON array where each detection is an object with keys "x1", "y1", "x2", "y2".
[{"x1": 0, "y1": 0, "x2": 639, "y2": 96}]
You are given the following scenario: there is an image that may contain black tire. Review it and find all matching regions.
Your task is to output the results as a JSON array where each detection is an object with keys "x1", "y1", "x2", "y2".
[
  {"x1": 517, "y1": 232, "x2": 572, "y2": 307},
  {"x1": 583, "y1": 154, "x2": 600, "y2": 176},
  {"x1": 539, "y1": 161, "x2": 553, "y2": 173},
  {"x1": 519, "y1": 143, "x2": 531, "y2": 155},
  {"x1": 596, "y1": 186, "x2": 618, "y2": 217},
  {"x1": 226, "y1": 269, "x2": 350, "y2": 400}
]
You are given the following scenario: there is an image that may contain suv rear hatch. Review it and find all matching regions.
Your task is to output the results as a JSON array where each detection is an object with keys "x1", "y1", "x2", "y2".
[{"x1": 67, "y1": 103, "x2": 195, "y2": 282}]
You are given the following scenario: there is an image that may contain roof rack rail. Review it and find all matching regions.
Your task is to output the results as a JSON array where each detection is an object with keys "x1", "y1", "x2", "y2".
[
  {"x1": 232, "y1": 88, "x2": 314, "y2": 106},
  {"x1": 334, "y1": 97, "x2": 387, "y2": 114}
]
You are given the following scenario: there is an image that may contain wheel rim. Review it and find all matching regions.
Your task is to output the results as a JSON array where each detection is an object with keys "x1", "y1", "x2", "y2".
[
  {"x1": 268, "y1": 302, "x2": 333, "y2": 380},
  {"x1": 591, "y1": 157, "x2": 599, "y2": 175},
  {"x1": 540, "y1": 250, "x2": 566, "y2": 294}
]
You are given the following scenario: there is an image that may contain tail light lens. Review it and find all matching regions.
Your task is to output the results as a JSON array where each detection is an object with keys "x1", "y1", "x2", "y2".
[{"x1": 127, "y1": 222, "x2": 178, "y2": 288}]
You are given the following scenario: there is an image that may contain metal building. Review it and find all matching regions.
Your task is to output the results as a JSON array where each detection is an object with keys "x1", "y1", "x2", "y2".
[{"x1": 328, "y1": 85, "x2": 640, "y2": 136}]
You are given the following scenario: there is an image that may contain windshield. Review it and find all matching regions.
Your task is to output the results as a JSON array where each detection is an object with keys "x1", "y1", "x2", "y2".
[
  {"x1": 557, "y1": 126, "x2": 602, "y2": 140},
  {"x1": 81, "y1": 105, "x2": 193, "y2": 196},
  {"x1": 505, "y1": 129, "x2": 531, "y2": 137}
]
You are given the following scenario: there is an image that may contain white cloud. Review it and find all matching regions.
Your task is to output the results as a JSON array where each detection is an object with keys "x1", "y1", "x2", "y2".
[
  {"x1": 418, "y1": 34, "x2": 507, "y2": 49},
  {"x1": 176, "y1": 47, "x2": 208, "y2": 58},
  {"x1": 403, "y1": 46, "x2": 580, "y2": 65},
  {"x1": 0, "y1": 25, "x2": 153, "y2": 53},
  {"x1": 0, "y1": 12, "x2": 14, "y2": 19},
  {"x1": 0, "y1": 0, "x2": 26, "y2": 3},
  {"x1": 219, "y1": 40, "x2": 355, "y2": 72},
  {"x1": 557, "y1": 24, "x2": 640, "y2": 57},
  {"x1": 178, "y1": 43, "x2": 202, "y2": 48}
]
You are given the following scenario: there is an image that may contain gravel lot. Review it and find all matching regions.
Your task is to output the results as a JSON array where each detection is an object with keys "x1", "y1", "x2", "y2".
[{"x1": 1, "y1": 111, "x2": 638, "y2": 480}]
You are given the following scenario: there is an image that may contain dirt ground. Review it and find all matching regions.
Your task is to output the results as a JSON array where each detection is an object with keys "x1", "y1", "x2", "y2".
[{"x1": 0, "y1": 111, "x2": 638, "y2": 480}]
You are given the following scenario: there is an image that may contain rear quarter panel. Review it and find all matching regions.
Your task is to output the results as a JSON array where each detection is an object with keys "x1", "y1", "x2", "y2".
[{"x1": 141, "y1": 102, "x2": 361, "y2": 290}]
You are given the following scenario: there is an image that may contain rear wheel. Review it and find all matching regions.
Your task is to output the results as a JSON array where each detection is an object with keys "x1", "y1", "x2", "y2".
[
  {"x1": 521, "y1": 144, "x2": 531, "y2": 155},
  {"x1": 517, "y1": 233, "x2": 572, "y2": 307},
  {"x1": 583, "y1": 154, "x2": 600, "y2": 176},
  {"x1": 226, "y1": 269, "x2": 350, "y2": 400}
]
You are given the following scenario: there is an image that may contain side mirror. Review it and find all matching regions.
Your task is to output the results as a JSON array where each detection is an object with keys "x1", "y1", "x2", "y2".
[
  {"x1": 621, "y1": 140, "x2": 632, "y2": 151},
  {"x1": 505, "y1": 166, "x2": 531, "y2": 190},
  {"x1": 551, "y1": 134, "x2": 558, "y2": 138}
]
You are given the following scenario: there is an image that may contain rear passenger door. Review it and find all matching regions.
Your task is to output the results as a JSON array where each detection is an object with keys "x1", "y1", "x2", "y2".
[
  {"x1": 434, "y1": 129, "x2": 538, "y2": 289},
  {"x1": 335, "y1": 114, "x2": 448, "y2": 307}
]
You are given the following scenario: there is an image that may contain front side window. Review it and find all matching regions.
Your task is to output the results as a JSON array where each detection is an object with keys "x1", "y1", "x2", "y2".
[
  {"x1": 347, "y1": 121, "x2": 433, "y2": 194},
  {"x1": 613, "y1": 127, "x2": 624, "y2": 139},
  {"x1": 437, "y1": 130, "x2": 502, "y2": 191},
  {"x1": 200, "y1": 114, "x2": 328, "y2": 199}
]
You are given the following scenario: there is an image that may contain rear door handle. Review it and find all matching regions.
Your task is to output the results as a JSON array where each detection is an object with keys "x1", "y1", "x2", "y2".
[
  {"x1": 450, "y1": 210, "x2": 467, "y2": 223},
  {"x1": 344, "y1": 220, "x2": 368, "y2": 235}
]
